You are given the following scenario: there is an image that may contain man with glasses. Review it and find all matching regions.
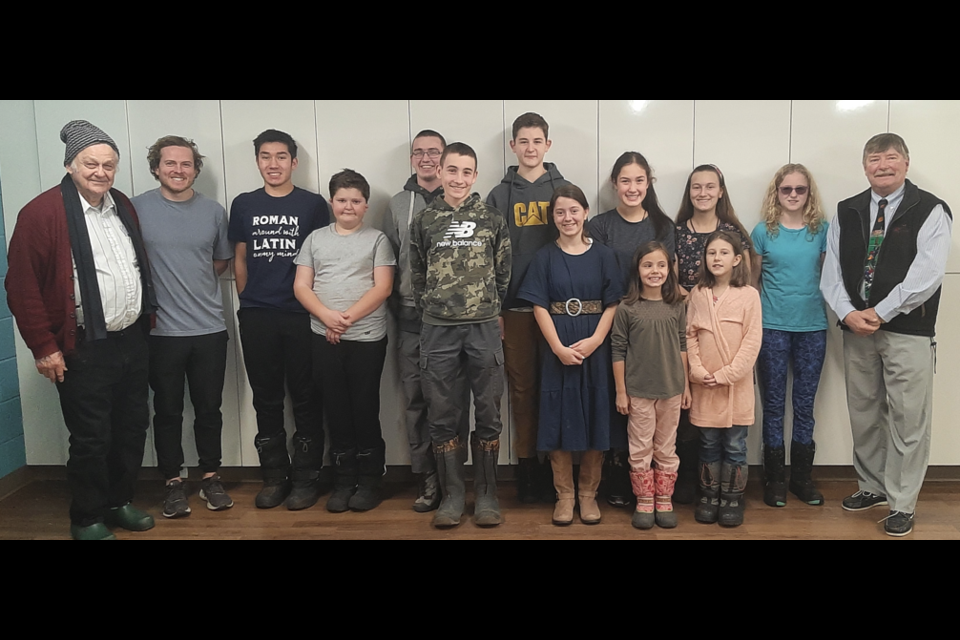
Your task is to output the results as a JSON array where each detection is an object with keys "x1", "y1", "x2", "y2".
[{"x1": 383, "y1": 130, "x2": 469, "y2": 513}]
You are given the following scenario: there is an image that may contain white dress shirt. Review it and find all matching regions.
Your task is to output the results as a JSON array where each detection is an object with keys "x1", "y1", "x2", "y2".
[
  {"x1": 73, "y1": 191, "x2": 143, "y2": 331},
  {"x1": 821, "y1": 183, "x2": 952, "y2": 323}
]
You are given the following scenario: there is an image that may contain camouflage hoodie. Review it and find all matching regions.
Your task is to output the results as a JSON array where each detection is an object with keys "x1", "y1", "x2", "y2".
[{"x1": 410, "y1": 193, "x2": 512, "y2": 324}]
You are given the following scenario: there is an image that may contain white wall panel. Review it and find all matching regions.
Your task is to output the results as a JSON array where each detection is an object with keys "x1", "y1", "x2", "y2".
[
  {"x1": 315, "y1": 100, "x2": 412, "y2": 465},
  {"x1": 502, "y1": 101, "x2": 599, "y2": 212},
  {"x1": 791, "y1": 100, "x2": 888, "y2": 228},
  {"x1": 931, "y1": 274, "x2": 960, "y2": 463},
  {"x1": 694, "y1": 100, "x2": 791, "y2": 234},
  {"x1": 33, "y1": 101, "x2": 132, "y2": 196},
  {"x1": 599, "y1": 100, "x2": 695, "y2": 218},
  {"x1": 889, "y1": 100, "x2": 960, "y2": 273}
]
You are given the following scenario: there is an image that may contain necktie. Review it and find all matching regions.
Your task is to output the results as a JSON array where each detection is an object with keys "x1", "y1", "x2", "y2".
[{"x1": 862, "y1": 198, "x2": 888, "y2": 300}]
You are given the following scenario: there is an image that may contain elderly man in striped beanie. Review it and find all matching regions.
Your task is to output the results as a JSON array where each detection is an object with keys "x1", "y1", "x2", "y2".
[{"x1": 6, "y1": 120, "x2": 158, "y2": 540}]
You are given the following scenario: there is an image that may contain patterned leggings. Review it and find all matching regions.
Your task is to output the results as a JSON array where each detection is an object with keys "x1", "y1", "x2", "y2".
[{"x1": 756, "y1": 329, "x2": 827, "y2": 449}]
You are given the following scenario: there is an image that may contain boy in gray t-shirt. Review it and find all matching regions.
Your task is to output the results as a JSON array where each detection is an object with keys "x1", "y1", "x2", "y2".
[
  {"x1": 133, "y1": 136, "x2": 234, "y2": 519},
  {"x1": 294, "y1": 169, "x2": 395, "y2": 514}
]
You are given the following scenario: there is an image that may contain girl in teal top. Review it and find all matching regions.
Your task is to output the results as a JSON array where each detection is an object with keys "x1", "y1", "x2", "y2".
[{"x1": 750, "y1": 164, "x2": 828, "y2": 510}]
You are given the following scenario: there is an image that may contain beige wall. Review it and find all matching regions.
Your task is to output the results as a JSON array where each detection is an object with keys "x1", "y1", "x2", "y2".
[{"x1": 2, "y1": 100, "x2": 958, "y2": 467}]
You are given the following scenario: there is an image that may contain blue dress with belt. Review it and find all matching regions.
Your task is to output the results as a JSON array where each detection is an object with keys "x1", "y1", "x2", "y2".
[{"x1": 518, "y1": 242, "x2": 625, "y2": 452}]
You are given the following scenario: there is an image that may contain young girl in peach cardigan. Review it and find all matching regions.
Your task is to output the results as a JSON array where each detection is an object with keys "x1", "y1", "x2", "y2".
[{"x1": 686, "y1": 231, "x2": 762, "y2": 528}]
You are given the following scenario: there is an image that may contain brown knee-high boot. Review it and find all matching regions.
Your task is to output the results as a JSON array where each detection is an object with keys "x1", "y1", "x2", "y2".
[
  {"x1": 549, "y1": 451, "x2": 575, "y2": 526},
  {"x1": 578, "y1": 450, "x2": 604, "y2": 525}
]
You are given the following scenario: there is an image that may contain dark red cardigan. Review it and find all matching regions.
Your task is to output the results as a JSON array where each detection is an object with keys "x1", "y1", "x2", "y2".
[{"x1": 5, "y1": 184, "x2": 142, "y2": 360}]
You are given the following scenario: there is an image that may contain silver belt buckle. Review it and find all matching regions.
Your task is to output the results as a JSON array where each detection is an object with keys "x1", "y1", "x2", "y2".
[{"x1": 565, "y1": 298, "x2": 583, "y2": 317}]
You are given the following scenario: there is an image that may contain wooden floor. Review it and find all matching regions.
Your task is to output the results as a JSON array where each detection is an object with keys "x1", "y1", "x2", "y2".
[{"x1": 2, "y1": 475, "x2": 959, "y2": 540}]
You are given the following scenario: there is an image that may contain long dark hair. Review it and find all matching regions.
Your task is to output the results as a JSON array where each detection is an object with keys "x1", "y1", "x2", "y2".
[
  {"x1": 623, "y1": 241, "x2": 681, "y2": 306},
  {"x1": 610, "y1": 152, "x2": 672, "y2": 241},
  {"x1": 676, "y1": 164, "x2": 753, "y2": 252},
  {"x1": 697, "y1": 230, "x2": 750, "y2": 289}
]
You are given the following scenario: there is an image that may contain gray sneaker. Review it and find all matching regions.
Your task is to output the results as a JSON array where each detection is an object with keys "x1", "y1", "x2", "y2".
[
  {"x1": 413, "y1": 472, "x2": 440, "y2": 513},
  {"x1": 163, "y1": 480, "x2": 191, "y2": 519},
  {"x1": 200, "y1": 475, "x2": 235, "y2": 511}
]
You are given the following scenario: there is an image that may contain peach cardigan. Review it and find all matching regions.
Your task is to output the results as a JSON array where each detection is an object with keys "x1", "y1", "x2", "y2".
[{"x1": 686, "y1": 285, "x2": 762, "y2": 429}]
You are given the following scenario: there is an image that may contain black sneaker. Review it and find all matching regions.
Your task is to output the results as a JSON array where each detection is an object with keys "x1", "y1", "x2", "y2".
[
  {"x1": 882, "y1": 511, "x2": 915, "y2": 537},
  {"x1": 200, "y1": 475, "x2": 235, "y2": 512},
  {"x1": 163, "y1": 480, "x2": 191, "y2": 519},
  {"x1": 842, "y1": 490, "x2": 888, "y2": 512}
]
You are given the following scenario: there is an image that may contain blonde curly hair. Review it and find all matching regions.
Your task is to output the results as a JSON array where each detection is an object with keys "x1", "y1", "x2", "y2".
[{"x1": 760, "y1": 164, "x2": 825, "y2": 237}]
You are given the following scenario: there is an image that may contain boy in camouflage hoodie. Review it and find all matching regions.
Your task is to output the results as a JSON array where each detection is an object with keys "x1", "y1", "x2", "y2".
[{"x1": 410, "y1": 142, "x2": 512, "y2": 529}]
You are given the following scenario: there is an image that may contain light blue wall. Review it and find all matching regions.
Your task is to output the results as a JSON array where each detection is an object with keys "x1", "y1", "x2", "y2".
[{"x1": 0, "y1": 176, "x2": 26, "y2": 479}]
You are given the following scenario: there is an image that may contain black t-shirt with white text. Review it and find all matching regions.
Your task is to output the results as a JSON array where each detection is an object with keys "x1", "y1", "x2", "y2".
[{"x1": 228, "y1": 187, "x2": 330, "y2": 312}]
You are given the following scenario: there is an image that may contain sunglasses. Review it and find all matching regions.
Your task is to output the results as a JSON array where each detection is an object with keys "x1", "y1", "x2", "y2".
[{"x1": 779, "y1": 186, "x2": 809, "y2": 196}]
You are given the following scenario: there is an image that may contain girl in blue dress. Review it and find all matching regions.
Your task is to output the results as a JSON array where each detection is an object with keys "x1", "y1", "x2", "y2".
[{"x1": 518, "y1": 185, "x2": 623, "y2": 527}]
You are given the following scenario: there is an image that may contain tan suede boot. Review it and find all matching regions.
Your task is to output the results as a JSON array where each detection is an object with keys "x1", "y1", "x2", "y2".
[
  {"x1": 549, "y1": 451, "x2": 575, "y2": 526},
  {"x1": 578, "y1": 450, "x2": 604, "y2": 525}
]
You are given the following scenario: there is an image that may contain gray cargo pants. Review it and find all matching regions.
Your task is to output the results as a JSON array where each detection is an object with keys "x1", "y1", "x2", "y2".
[
  {"x1": 420, "y1": 320, "x2": 505, "y2": 445},
  {"x1": 398, "y1": 307, "x2": 471, "y2": 473}
]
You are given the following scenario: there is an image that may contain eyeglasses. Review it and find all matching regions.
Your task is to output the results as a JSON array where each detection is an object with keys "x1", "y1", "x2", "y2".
[
  {"x1": 412, "y1": 149, "x2": 442, "y2": 159},
  {"x1": 779, "y1": 186, "x2": 809, "y2": 196}
]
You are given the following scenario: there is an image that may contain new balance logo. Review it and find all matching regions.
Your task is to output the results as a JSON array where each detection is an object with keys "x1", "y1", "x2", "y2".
[{"x1": 444, "y1": 221, "x2": 477, "y2": 239}]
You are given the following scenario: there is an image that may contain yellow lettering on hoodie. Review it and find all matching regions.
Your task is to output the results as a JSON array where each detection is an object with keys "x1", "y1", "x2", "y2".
[{"x1": 515, "y1": 202, "x2": 550, "y2": 227}]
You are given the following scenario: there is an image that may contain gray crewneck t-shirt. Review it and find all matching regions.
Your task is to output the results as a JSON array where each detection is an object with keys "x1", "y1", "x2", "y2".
[
  {"x1": 133, "y1": 188, "x2": 233, "y2": 337},
  {"x1": 295, "y1": 224, "x2": 396, "y2": 342}
]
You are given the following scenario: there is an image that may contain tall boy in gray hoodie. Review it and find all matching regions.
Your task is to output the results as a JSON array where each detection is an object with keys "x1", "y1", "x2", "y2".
[{"x1": 486, "y1": 113, "x2": 571, "y2": 504}]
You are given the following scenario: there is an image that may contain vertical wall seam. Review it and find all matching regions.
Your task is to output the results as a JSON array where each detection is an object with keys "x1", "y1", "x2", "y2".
[
  {"x1": 789, "y1": 100, "x2": 794, "y2": 163},
  {"x1": 692, "y1": 100, "x2": 697, "y2": 168},
  {"x1": 887, "y1": 100, "x2": 892, "y2": 132},
  {"x1": 123, "y1": 100, "x2": 134, "y2": 192},
  {"x1": 314, "y1": 100, "x2": 322, "y2": 194}
]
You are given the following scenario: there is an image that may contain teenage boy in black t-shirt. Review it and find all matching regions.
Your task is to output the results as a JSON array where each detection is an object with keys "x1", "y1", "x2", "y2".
[{"x1": 229, "y1": 129, "x2": 329, "y2": 511}]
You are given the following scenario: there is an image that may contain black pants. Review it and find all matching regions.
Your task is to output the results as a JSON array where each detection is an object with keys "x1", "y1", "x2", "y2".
[
  {"x1": 57, "y1": 326, "x2": 150, "y2": 527},
  {"x1": 313, "y1": 335, "x2": 387, "y2": 470},
  {"x1": 237, "y1": 308, "x2": 322, "y2": 443},
  {"x1": 149, "y1": 331, "x2": 228, "y2": 480}
]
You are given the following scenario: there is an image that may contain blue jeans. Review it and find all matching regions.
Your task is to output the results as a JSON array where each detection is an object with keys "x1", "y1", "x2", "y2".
[
  {"x1": 756, "y1": 329, "x2": 826, "y2": 448},
  {"x1": 699, "y1": 426, "x2": 748, "y2": 466}
]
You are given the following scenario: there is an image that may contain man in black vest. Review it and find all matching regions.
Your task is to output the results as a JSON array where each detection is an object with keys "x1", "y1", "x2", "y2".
[{"x1": 821, "y1": 133, "x2": 952, "y2": 537}]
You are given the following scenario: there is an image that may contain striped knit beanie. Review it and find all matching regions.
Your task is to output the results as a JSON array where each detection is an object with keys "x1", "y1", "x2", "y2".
[{"x1": 61, "y1": 120, "x2": 120, "y2": 166}]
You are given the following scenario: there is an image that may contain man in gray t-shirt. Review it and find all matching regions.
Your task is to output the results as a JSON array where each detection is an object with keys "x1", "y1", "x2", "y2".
[{"x1": 133, "y1": 136, "x2": 234, "y2": 519}]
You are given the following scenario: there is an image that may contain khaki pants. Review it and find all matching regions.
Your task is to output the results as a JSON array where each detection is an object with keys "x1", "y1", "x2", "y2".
[
  {"x1": 627, "y1": 396, "x2": 682, "y2": 473},
  {"x1": 502, "y1": 310, "x2": 543, "y2": 459},
  {"x1": 843, "y1": 331, "x2": 935, "y2": 514}
]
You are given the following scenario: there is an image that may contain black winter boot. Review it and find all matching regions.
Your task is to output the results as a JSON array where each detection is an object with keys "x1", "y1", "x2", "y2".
[
  {"x1": 695, "y1": 461, "x2": 721, "y2": 524},
  {"x1": 605, "y1": 450, "x2": 633, "y2": 508},
  {"x1": 255, "y1": 434, "x2": 291, "y2": 509},
  {"x1": 674, "y1": 438, "x2": 700, "y2": 505},
  {"x1": 719, "y1": 463, "x2": 748, "y2": 528},
  {"x1": 349, "y1": 448, "x2": 385, "y2": 512},
  {"x1": 434, "y1": 438, "x2": 466, "y2": 528},
  {"x1": 326, "y1": 449, "x2": 358, "y2": 513},
  {"x1": 516, "y1": 458, "x2": 539, "y2": 505},
  {"x1": 789, "y1": 441, "x2": 825, "y2": 506},
  {"x1": 538, "y1": 456, "x2": 557, "y2": 504},
  {"x1": 763, "y1": 446, "x2": 787, "y2": 508},
  {"x1": 286, "y1": 436, "x2": 324, "y2": 511},
  {"x1": 472, "y1": 434, "x2": 502, "y2": 528}
]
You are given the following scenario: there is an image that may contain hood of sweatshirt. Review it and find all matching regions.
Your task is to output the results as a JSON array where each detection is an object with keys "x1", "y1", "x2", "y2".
[{"x1": 487, "y1": 163, "x2": 570, "y2": 309}]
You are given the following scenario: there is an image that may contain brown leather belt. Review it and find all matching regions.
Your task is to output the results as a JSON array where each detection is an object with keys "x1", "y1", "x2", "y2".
[{"x1": 549, "y1": 299, "x2": 603, "y2": 316}]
